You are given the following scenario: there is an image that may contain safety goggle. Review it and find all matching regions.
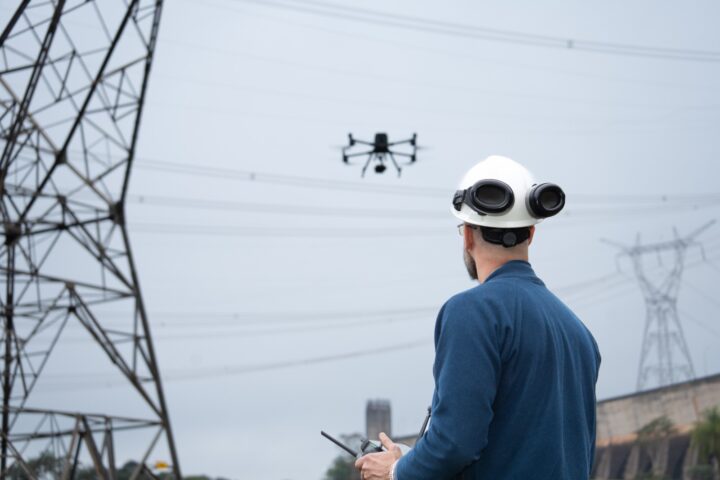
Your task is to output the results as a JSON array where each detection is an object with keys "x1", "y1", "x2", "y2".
[{"x1": 452, "y1": 180, "x2": 565, "y2": 218}]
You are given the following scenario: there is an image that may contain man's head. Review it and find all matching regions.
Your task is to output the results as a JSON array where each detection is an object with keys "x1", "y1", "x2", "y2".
[
  {"x1": 461, "y1": 223, "x2": 535, "y2": 281},
  {"x1": 451, "y1": 155, "x2": 564, "y2": 282}
]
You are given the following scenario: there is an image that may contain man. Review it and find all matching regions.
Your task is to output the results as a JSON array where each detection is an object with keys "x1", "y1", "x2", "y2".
[{"x1": 356, "y1": 156, "x2": 601, "y2": 480}]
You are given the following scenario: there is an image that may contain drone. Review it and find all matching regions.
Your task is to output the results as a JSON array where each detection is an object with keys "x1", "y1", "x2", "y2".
[{"x1": 342, "y1": 132, "x2": 419, "y2": 177}]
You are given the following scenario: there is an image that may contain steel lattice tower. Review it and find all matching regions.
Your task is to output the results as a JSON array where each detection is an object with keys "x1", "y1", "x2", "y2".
[
  {"x1": 609, "y1": 222, "x2": 714, "y2": 392},
  {"x1": 0, "y1": 1, "x2": 181, "y2": 478}
]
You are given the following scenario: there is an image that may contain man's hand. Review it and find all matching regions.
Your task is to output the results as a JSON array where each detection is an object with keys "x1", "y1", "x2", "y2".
[{"x1": 355, "y1": 432, "x2": 402, "y2": 480}]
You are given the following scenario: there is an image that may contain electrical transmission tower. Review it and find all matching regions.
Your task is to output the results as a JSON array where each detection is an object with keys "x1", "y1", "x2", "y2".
[
  {"x1": 608, "y1": 221, "x2": 714, "y2": 392},
  {"x1": 1, "y1": 1, "x2": 181, "y2": 478}
]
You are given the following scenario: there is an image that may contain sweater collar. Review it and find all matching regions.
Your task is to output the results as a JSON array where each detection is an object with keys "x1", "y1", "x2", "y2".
[{"x1": 484, "y1": 260, "x2": 544, "y2": 285}]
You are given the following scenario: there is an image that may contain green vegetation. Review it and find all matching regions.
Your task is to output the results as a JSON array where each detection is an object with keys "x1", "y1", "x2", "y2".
[
  {"x1": 323, "y1": 455, "x2": 360, "y2": 480},
  {"x1": 323, "y1": 433, "x2": 363, "y2": 480},
  {"x1": 686, "y1": 464, "x2": 715, "y2": 480},
  {"x1": 692, "y1": 407, "x2": 720, "y2": 465},
  {"x1": 690, "y1": 407, "x2": 720, "y2": 480},
  {"x1": 631, "y1": 416, "x2": 675, "y2": 480},
  {"x1": 636, "y1": 415, "x2": 676, "y2": 443},
  {"x1": 4, "y1": 451, "x2": 226, "y2": 480}
]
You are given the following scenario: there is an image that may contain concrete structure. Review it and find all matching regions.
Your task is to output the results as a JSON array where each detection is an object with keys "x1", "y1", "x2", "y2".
[
  {"x1": 368, "y1": 373, "x2": 720, "y2": 479},
  {"x1": 596, "y1": 373, "x2": 720, "y2": 444},
  {"x1": 593, "y1": 373, "x2": 720, "y2": 480},
  {"x1": 366, "y1": 399, "x2": 392, "y2": 440}
]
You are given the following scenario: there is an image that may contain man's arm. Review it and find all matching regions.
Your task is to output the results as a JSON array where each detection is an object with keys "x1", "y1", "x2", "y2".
[{"x1": 395, "y1": 296, "x2": 502, "y2": 479}]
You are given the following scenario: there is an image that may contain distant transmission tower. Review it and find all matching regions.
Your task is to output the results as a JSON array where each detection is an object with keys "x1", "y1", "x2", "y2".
[
  {"x1": 607, "y1": 221, "x2": 714, "y2": 392},
  {"x1": 1, "y1": 1, "x2": 181, "y2": 478}
]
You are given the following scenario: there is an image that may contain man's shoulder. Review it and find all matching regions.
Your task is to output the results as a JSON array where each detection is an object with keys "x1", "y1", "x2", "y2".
[
  {"x1": 440, "y1": 282, "x2": 516, "y2": 322},
  {"x1": 445, "y1": 280, "x2": 518, "y2": 307}
]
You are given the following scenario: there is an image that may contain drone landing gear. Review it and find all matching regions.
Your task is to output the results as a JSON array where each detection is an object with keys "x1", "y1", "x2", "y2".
[
  {"x1": 361, "y1": 153, "x2": 374, "y2": 177},
  {"x1": 388, "y1": 152, "x2": 402, "y2": 177},
  {"x1": 360, "y1": 155, "x2": 402, "y2": 177}
]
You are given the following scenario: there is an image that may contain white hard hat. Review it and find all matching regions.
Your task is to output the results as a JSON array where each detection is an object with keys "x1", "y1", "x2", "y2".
[{"x1": 451, "y1": 155, "x2": 565, "y2": 229}]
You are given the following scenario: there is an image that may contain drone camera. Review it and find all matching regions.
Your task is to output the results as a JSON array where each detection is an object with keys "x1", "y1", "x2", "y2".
[{"x1": 375, "y1": 164, "x2": 387, "y2": 174}]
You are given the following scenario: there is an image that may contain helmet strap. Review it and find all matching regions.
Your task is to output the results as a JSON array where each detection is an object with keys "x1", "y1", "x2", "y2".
[{"x1": 479, "y1": 226, "x2": 531, "y2": 248}]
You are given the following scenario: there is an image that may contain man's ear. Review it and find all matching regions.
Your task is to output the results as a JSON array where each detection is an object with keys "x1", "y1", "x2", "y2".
[
  {"x1": 527, "y1": 225, "x2": 536, "y2": 245},
  {"x1": 463, "y1": 224, "x2": 476, "y2": 251}
]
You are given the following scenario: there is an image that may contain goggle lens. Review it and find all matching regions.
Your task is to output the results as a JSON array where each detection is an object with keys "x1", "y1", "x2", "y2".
[
  {"x1": 467, "y1": 180, "x2": 514, "y2": 215},
  {"x1": 473, "y1": 184, "x2": 509, "y2": 209},
  {"x1": 539, "y1": 189, "x2": 562, "y2": 210},
  {"x1": 528, "y1": 183, "x2": 565, "y2": 218}
]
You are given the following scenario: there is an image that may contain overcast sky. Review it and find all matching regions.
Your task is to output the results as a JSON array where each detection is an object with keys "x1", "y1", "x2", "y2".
[{"x1": 17, "y1": 0, "x2": 720, "y2": 478}]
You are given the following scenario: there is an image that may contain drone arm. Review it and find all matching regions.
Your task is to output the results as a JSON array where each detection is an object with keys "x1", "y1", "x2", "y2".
[
  {"x1": 344, "y1": 150, "x2": 374, "y2": 158},
  {"x1": 388, "y1": 133, "x2": 417, "y2": 146}
]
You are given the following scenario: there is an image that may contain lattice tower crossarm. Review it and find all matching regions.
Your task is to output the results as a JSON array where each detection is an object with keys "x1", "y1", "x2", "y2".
[{"x1": 1, "y1": 1, "x2": 181, "y2": 477}]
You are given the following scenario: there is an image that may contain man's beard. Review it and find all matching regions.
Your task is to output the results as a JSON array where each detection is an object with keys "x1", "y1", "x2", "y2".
[{"x1": 463, "y1": 249, "x2": 478, "y2": 280}]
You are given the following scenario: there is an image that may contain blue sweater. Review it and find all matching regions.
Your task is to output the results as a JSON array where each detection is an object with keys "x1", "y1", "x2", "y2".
[{"x1": 396, "y1": 260, "x2": 600, "y2": 480}]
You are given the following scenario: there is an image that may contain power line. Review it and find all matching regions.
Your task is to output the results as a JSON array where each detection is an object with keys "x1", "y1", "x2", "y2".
[
  {"x1": 551, "y1": 271, "x2": 622, "y2": 296},
  {"x1": 69, "y1": 306, "x2": 439, "y2": 327},
  {"x1": 152, "y1": 69, "x2": 718, "y2": 115},
  {"x1": 230, "y1": 0, "x2": 720, "y2": 63},
  {"x1": 46, "y1": 248, "x2": 720, "y2": 389},
  {"x1": 129, "y1": 222, "x2": 449, "y2": 237},
  {"x1": 678, "y1": 308, "x2": 720, "y2": 340},
  {"x1": 61, "y1": 314, "x2": 431, "y2": 343},
  {"x1": 41, "y1": 252, "x2": 720, "y2": 387},
  {"x1": 123, "y1": 192, "x2": 720, "y2": 220},
  {"x1": 127, "y1": 218, "x2": 720, "y2": 238},
  {"x1": 134, "y1": 157, "x2": 720, "y2": 205},
  {"x1": 705, "y1": 259, "x2": 720, "y2": 275},
  {"x1": 172, "y1": 336, "x2": 422, "y2": 379},
  {"x1": 76, "y1": 267, "x2": 683, "y2": 334},
  {"x1": 565, "y1": 279, "x2": 638, "y2": 311},
  {"x1": 146, "y1": 96, "x2": 720, "y2": 137},
  {"x1": 135, "y1": 158, "x2": 447, "y2": 197},
  {"x1": 39, "y1": 338, "x2": 430, "y2": 390},
  {"x1": 172, "y1": 0, "x2": 720, "y2": 93},
  {"x1": 126, "y1": 193, "x2": 447, "y2": 219},
  {"x1": 681, "y1": 278, "x2": 720, "y2": 310},
  {"x1": 146, "y1": 74, "x2": 614, "y2": 123},
  {"x1": 559, "y1": 241, "x2": 720, "y2": 309}
]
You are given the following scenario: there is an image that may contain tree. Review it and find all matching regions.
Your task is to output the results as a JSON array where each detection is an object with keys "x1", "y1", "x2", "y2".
[
  {"x1": 636, "y1": 415, "x2": 676, "y2": 443},
  {"x1": 691, "y1": 407, "x2": 720, "y2": 480},
  {"x1": 323, "y1": 455, "x2": 360, "y2": 480},
  {"x1": 323, "y1": 433, "x2": 363, "y2": 480},
  {"x1": 5, "y1": 449, "x2": 96, "y2": 479},
  {"x1": 632, "y1": 416, "x2": 676, "y2": 480},
  {"x1": 3, "y1": 452, "x2": 209, "y2": 479}
]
